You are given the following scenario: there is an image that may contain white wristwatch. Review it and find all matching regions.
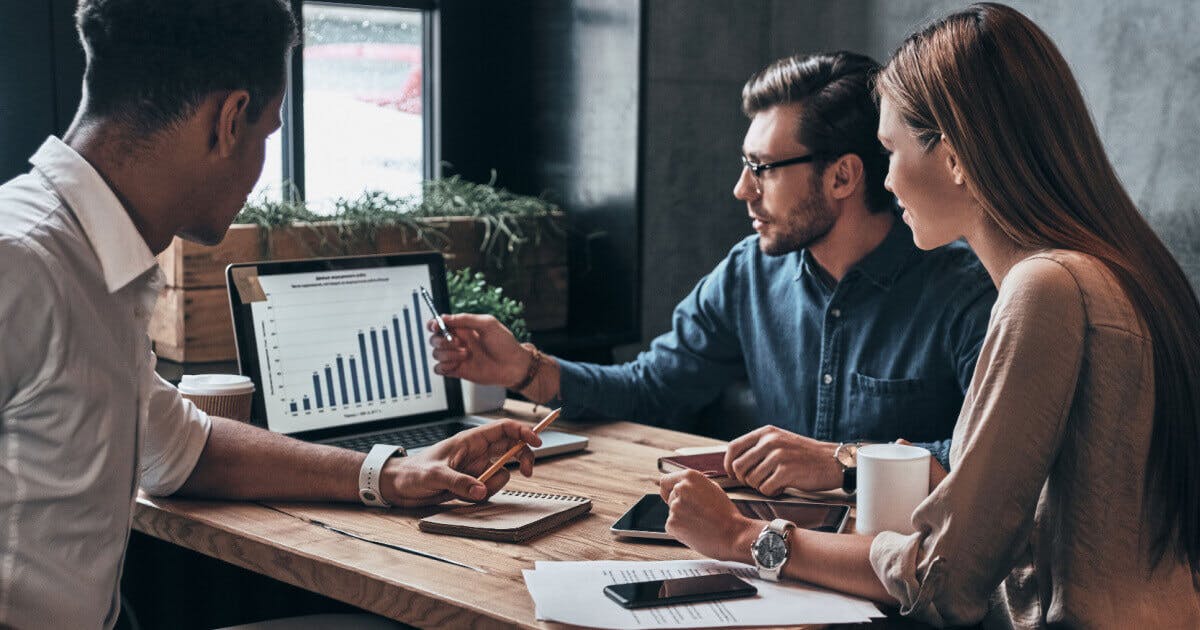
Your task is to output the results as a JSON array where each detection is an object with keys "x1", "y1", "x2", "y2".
[
  {"x1": 751, "y1": 518, "x2": 795, "y2": 582},
  {"x1": 358, "y1": 444, "x2": 406, "y2": 507}
]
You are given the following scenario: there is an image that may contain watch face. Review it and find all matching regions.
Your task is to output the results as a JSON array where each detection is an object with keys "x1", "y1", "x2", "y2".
[
  {"x1": 754, "y1": 532, "x2": 788, "y2": 569},
  {"x1": 836, "y1": 443, "x2": 858, "y2": 467}
]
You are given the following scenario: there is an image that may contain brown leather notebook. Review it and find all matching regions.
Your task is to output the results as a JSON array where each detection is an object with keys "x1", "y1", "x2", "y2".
[
  {"x1": 418, "y1": 490, "x2": 591, "y2": 543},
  {"x1": 657, "y1": 452, "x2": 743, "y2": 488}
]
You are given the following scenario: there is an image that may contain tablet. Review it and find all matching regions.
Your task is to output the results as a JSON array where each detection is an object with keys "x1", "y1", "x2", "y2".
[{"x1": 610, "y1": 494, "x2": 850, "y2": 540}]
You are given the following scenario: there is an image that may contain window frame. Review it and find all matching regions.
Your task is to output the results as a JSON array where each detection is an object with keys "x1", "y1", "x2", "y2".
[{"x1": 280, "y1": 0, "x2": 438, "y2": 202}]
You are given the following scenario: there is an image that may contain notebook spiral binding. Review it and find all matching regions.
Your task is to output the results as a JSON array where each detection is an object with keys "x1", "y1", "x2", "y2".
[{"x1": 502, "y1": 490, "x2": 588, "y2": 502}]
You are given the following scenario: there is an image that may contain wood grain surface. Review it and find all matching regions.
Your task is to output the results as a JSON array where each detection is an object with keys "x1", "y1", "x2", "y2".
[{"x1": 133, "y1": 400, "x2": 866, "y2": 629}]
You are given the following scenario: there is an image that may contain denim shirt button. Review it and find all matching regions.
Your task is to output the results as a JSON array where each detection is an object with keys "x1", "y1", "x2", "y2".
[
  {"x1": 823, "y1": 373, "x2": 833, "y2": 385},
  {"x1": 831, "y1": 308, "x2": 842, "y2": 318}
]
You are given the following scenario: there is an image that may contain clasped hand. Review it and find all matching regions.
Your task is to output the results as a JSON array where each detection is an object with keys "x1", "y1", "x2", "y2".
[{"x1": 724, "y1": 425, "x2": 842, "y2": 495}]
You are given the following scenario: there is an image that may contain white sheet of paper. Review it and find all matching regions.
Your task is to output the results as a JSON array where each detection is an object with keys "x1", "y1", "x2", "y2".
[{"x1": 523, "y1": 559, "x2": 883, "y2": 629}]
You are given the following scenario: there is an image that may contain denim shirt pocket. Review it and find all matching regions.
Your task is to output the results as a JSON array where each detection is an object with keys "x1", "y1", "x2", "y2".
[{"x1": 846, "y1": 372, "x2": 940, "y2": 440}]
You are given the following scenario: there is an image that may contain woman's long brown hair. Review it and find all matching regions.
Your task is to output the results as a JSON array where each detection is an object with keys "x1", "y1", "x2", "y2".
[{"x1": 878, "y1": 2, "x2": 1200, "y2": 575}]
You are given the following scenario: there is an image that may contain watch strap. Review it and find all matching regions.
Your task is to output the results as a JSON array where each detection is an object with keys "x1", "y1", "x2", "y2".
[
  {"x1": 835, "y1": 441, "x2": 860, "y2": 495},
  {"x1": 359, "y1": 444, "x2": 406, "y2": 507},
  {"x1": 753, "y1": 518, "x2": 795, "y2": 582},
  {"x1": 842, "y1": 466, "x2": 857, "y2": 494}
]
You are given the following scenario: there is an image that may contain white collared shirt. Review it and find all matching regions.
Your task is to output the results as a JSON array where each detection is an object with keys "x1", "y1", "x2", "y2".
[{"x1": 0, "y1": 137, "x2": 212, "y2": 629}]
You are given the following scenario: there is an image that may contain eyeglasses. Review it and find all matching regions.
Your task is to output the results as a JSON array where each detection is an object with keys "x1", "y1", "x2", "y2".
[{"x1": 740, "y1": 153, "x2": 819, "y2": 184}]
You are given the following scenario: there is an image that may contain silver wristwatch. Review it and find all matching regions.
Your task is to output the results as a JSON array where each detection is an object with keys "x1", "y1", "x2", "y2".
[
  {"x1": 358, "y1": 443, "x2": 406, "y2": 507},
  {"x1": 751, "y1": 518, "x2": 795, "y2": 582}
]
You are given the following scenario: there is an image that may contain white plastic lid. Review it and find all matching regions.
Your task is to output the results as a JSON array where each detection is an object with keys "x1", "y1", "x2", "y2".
[{"x1": 178, "y1": 374, "x2": 256, "y2": 396}]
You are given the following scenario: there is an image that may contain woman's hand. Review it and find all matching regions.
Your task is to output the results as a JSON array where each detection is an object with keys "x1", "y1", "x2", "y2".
[{"x1": 659, "y1": 470, "x2": 763, "y2": 563}]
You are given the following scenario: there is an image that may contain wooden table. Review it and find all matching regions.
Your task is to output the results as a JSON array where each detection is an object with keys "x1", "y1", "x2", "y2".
[{"x1": 132, "y1": 401, "x2": 877, "y2": 629}]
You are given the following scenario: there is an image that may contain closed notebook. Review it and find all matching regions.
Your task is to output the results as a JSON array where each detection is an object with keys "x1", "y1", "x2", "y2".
[
  {"x1": 418, "y1": 490, "x2": 592, "y2": 542},
  {"x1": 657, "y1": 452, "x2": 744, "y2": 489}
]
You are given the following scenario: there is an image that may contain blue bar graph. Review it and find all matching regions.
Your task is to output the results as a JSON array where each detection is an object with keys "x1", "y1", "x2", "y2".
[
  {"x1": 370, "y1": 329, "x2": 385, "y2": 401},
  {"x1": 413, "y1": 291, "x2": 432, "y2": 394},
  {"x1": 290, "y1": 309, "x2": 437, "y2": 414},
  {"x1": 349, "y1": 357, "x2": 361, "y2": 403},
  {"x1": 382, "y1": 330, "x2": 398, "y2": 398},
  {"x1": 404, "y1": 307, "x2": 420, "y2": 395},
  {"x1": 325, "y1": 365, "x2": 336, "y2": 407},
  {"x1": 312, "y1": 373, "x2": 323, "y2": 408},
  {"x1": 393, "y1": 316, "x2": 409, "y2": 396},
  {"x1": 289, "y1": 401, "x2": 298, "y2": 413},
  {"x1": 358, "y1": 331, "x2": 373, "y2": 401},
  {"x1": 336, "y1": 356, "x2": 348, "y2": 405}
]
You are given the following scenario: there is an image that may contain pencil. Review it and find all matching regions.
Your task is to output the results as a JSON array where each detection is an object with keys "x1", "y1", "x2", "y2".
[{"x1": 476, "y1": 407, "x2": 563, "y2": 483}]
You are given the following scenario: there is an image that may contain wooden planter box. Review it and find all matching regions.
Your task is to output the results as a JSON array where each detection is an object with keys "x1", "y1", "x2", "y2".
[{"x1": 150, "y1": 216, "x2": 567, "y2": 363}]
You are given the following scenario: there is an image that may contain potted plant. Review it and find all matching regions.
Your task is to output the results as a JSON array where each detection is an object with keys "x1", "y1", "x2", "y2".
[
  {"x1": 150, "y1": 175, "x2": 567, "y2": 363},
  {"x1": 447, "y1": 268, "x2": 529, "y2": 413}
]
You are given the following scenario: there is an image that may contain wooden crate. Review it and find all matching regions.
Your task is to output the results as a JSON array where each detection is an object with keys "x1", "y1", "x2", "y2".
[
  {"x1": 149, "y1": 287, "x2": 236, "y2": 363},
  {"x1": 150, "y1": 216, "x2": 568, "y2": 363}
]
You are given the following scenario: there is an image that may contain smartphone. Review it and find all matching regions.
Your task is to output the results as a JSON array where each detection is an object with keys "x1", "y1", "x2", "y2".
[
  {"x1": 603, "y1": 574, "x2": 758, "y2": 609},
  {"x1": 610, "y1": 494, "x2": 850, "y2": 540}
]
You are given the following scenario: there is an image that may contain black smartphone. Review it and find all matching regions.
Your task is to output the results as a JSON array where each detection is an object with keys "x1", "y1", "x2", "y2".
[{"x1": 603, "y1": 573, "x2": 758, "y2": 609}]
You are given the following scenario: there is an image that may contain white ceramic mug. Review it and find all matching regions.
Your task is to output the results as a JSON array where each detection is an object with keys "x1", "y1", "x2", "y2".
[
  {"x1": 855, "y1": 443, "x2": 931, "y2": 535},
  {"x1": 178, "y1": 374, "x2": 256, "y2": 422}
]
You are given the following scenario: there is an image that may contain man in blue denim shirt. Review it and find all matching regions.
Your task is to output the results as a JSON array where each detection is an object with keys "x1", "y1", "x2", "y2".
[{"x1": 430, "y1": 52, "x2": 995, "y2": 493}]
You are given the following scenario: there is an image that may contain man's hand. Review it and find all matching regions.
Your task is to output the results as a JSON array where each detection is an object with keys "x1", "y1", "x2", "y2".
[
  {"x1": 379, "y1": 420, "x2": 542, "y2": 507},
  {"x1": 724, "y1": 426, "x2": 842, "y2": 495},
  {"x1": 429, "y1": 314, "x2": 529, "y2": 388},
  {"x1": 659, "y1": 470, "x2": 761, "y2": 563}
]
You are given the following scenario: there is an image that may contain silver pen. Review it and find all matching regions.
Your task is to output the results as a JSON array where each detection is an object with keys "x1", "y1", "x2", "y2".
[{"x1": 419, "y1": 286, "x2": 453, "y2": 341}]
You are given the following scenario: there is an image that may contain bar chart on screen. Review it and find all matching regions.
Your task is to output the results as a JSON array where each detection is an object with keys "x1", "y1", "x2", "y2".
[{"x1": 250, "y1": 265, "x2": 449, "y2": 434}]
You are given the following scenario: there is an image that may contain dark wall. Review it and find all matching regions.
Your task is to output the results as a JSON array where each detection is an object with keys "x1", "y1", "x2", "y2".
[
  {"x1": 1, "y1": 0, "x2": 644, "y2": 361},
  {"x1": 440, "y1": 0, "x2": 643, "y2": 359},
  {"x1": 0, "y1": 0, "x2": 83, "y2": 181}
]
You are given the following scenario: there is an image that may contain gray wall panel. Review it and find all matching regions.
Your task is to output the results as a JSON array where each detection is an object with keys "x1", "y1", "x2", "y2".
[{"x1": 634, "y1": 0, "x2": 1200, "y2": 351}]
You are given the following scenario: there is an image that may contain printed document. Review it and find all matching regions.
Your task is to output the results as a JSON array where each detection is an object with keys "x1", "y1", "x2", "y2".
[{"x1": 523, "y1": 559, "x2": 883, "y2": 628}]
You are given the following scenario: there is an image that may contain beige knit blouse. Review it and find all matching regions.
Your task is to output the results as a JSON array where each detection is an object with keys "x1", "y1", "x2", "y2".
[{"x1": 869, "y1": 250, "x2": 1200, "y2": 628}]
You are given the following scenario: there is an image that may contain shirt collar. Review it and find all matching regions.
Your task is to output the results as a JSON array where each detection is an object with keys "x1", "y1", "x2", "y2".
[
  {"x1": 30, "y1": 136, "x2": 157, "y2": 293},
  {"x1": 797, "y1": 213, "x2": 919, "y2": 289},
  {"x1": 850, "y1": 214, "x2": 919, "y2": 289}
]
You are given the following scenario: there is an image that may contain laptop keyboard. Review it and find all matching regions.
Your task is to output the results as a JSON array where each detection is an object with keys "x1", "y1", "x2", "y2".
[{"x1": 327, "y1": 421, "x2": 475, "y2": 453}]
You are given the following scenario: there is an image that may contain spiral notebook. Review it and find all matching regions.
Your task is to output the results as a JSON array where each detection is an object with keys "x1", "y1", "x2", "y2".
[{"x1": 418, "y1": 490, "x2": 592, "y2": 542}]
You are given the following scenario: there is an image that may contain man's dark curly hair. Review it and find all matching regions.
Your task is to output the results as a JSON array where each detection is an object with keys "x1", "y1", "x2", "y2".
[
  {"x1": 75, "y1": 0, "x2": 299, "y2": 134},
  {"x1": 742, "y1": 52, "x2": 895, "y2": 214}
]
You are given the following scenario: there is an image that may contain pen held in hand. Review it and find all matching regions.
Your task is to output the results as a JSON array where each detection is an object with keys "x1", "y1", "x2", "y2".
[
  {"x1": 477, "y1": 407, "x2": 563, "y2": 483},
  {"x1": 419, "y1": 285, "x2": 453, "y2": 342}
]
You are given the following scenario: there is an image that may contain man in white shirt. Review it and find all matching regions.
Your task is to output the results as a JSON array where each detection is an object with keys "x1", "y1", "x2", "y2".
[{"x1": 0, "y1": 2, "x2": 539, "y2": 628}]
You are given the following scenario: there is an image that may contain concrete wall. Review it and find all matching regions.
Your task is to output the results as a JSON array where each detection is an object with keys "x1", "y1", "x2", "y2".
[{"x1": 630, "y1": 0, "x2": 1200, "y2": 354}]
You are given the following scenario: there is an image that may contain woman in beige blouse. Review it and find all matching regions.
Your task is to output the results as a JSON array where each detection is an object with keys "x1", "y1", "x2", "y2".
[{"x1": 661, "y1": 3, "x2": 1200, "y2": 627}]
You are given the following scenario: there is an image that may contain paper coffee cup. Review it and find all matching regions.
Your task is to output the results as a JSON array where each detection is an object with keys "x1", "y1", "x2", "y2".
[
  {"x1": 178, "y1": 374, "x2": 256, "y2": 422},
  {"x1": 855, "y1": 443, "x2": 931, "y2": 535}
]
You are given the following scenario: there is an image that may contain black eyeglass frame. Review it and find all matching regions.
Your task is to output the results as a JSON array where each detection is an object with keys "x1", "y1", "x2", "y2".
[{"x1": 740, "y1": 153, "x2": 820, "y2": 180}]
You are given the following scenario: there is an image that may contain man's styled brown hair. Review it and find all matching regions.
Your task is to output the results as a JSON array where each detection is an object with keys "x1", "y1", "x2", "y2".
[{"x1": 742, "y1": 52, "x2": 894, "y2": 213}]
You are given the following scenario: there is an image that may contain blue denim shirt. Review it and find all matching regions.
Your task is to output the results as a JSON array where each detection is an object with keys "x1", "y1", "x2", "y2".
[{"x1": 558, "y1": 219, "x2": 996, "y2": 469}]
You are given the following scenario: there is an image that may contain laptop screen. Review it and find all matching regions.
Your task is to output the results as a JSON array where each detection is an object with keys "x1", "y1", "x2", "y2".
[{"x1": 227, "y1": 253, "x2": 459, "y2": 438}]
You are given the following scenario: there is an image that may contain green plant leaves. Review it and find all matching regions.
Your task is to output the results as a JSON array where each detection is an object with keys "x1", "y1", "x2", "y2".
[{"x1": 446, "y1": 268, "x2": 529, "y2": 342}]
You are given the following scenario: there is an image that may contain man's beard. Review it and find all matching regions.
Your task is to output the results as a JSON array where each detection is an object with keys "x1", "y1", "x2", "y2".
[{"x1": 759, "y1": 191, "x2": 837, "y2": 257}]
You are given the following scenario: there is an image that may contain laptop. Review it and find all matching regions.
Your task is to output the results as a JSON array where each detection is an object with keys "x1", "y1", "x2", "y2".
[{"x1": 225, "y1": 252, "x2": 587, "y2": 458}]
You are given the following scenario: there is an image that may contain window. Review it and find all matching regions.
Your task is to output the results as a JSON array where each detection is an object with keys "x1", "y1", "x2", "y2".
[{"x1": 251, "y1": 1, "x2": 434, "y2": 213}]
